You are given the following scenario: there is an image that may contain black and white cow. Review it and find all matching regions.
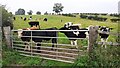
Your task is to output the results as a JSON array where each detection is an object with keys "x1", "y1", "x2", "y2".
[
  {"x1": 28, "y1": 16, "x2": 32, "y2": 20},
  {"x1": 59, "y1": 22, "x2": 88, "y2": 48},
  {"x1": 28, "y1": 21, "x2": 40, "y2": 28},
  {"x1": 43, "y1": 18, "x2": 47, "y2": 21},
  {"x1": 98, "y1": 26, "x2": 113, "y2": 48},
  {"x1": 17, "y1": 27, "x2": 58, "y2": 51},
  {"x1": 24, "y1": 17, "x2": 27, "y2": 21}
]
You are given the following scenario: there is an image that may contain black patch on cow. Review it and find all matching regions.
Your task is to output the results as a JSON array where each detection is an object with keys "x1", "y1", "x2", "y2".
[
  {"x1": 28, "y1": 21, "x2": 39, "y2": 27},
  {"x1": 59, "y1": 27, "x2": 88, "y2": 40},
  {"x1": 20, "y1": 27, "x2": 58, "y2": 51},
  {"x1": 99, "y1": 26, "x2": 112, "y2": 39}
]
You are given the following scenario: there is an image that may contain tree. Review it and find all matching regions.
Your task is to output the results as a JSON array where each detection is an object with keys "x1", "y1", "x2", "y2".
[
  {"x1": 36, "y1": 11, "x2": 41, "y2": 15},
  {"x1": 15, "y1": 8, "x2": 25, "y2": 15},
  {"x1": 0, "y1": 5, "x2": 13, "y2": 29},
  {"x1": 53, "y1": 3, "x2": 64, "y2": 14},
  {"x1": 27, "y1": 10, "x2": 33, "y2": 15}
]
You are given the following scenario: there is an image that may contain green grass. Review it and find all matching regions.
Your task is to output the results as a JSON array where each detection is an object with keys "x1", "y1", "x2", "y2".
[
  {"x1": 2, "y1": 45, "x2": 72, "y2": 66},
  {"x1": 13, "y1": 15, "x2": 118, "y2": 30}
]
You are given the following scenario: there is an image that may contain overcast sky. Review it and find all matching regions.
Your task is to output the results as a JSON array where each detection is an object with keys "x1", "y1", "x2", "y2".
[{"x1": 0, "y1": 0, "x2": 119, "y2": 14}]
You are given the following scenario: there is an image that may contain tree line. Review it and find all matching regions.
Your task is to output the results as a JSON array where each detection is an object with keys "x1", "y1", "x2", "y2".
[{"x1": 15, "y1": 3, "x2": 64, "y2": 15}]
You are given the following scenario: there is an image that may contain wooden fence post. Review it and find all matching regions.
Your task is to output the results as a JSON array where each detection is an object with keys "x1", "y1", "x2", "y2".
[
  {"x1": 0, "y1": 27, "x2": 2, "y2": 68},
  {"x1": 87, "y1": 25, "x2": 99, "y2": 53},
  {"x1": 0, "y1": 27, "x2": 2, "y2": 49},
  {"x1": 3, "y1": 26, "x2": 12, "y2": 49}
]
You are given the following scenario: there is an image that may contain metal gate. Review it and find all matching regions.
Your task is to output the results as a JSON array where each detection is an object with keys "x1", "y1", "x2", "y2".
[{"x1": 11, "y1": 30, "x2": 89, "y2": 63}]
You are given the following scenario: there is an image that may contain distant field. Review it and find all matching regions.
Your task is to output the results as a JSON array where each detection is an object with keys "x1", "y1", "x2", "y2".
[
  {"x1": 13, "y1": 15, "x2": 118, "y2": 42},
  {"x1": 13, "y1": 15, "x2": 118, "y2": 30}
]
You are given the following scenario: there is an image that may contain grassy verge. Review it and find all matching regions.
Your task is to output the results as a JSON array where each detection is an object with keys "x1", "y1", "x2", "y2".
[
  {"x1": 2, "y1": 45, "x2": 73, "y2": 67},
  {"x1": 2, "y1": 43, "x2": 120, "y2": 67}
]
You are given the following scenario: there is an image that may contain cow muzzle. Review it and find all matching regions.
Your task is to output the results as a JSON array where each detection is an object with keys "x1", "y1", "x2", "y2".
[{"x1": 18, "y1": 29, "x2": 23, "y2": 38}]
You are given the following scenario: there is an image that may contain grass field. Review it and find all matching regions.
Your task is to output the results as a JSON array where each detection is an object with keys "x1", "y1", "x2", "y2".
[
  {"x1": 13, "y1": 14, "x2": 118, "y2": 42},
  {"x1": 13, "y1": 15, "x2": 118, "y2": 30},
  {"x1": 2, "y1": 14, "x2": 119, "y2": 67}
]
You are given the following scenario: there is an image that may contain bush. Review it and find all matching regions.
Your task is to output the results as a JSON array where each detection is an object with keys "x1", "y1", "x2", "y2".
[
  {"x1": 62, "y1": 13, "x2": 76, "y2": 17},
  {"x1": 72, "y1": 44, "x2": 120, "y2": 67},
  {"x1": 0, "y1": 5, "x2": 13, "y2": 29},
  {"x1": 88, "y1": 45, "x2": 120, "y2": 67}
]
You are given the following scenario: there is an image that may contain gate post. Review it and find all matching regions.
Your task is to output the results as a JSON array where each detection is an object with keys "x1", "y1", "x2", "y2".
[
  {"x1": 0, "y1": 27, "x2": 2, "y2": 68},
  {"x1": 87, "y1": 25, "x2": 99, "y2": 53},
  {"x1": 3, "y1": 26, "x2": 12, "y2": 49},
  {"x1": 0, "y1": 27, "x2": 2, "y2": 49}
]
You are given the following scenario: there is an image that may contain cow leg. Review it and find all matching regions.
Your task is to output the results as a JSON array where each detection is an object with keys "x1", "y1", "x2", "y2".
[
  {"x1": 71, "y1": 41, "x2": 74, "y2": 45},
  {"x1": 105, "y1": 38, "x2": 108, "y2": 48},
  {"x1": 85, "y1": 32, "x2": 89, "y2": 39},
  {"x1": 52, "y1": 37, "x2": 58, "y2": 50},
  {"x1": 36, "y1": 43, "x2": 41, "y2": 53},
  {"x1": 101, "y1": 38, "x2": 105, "y2": 48},
  {"x1": 101, "y1": 38, "x2": 107, "y2": 48},
  {"x1": 27, "y1": 42, "x2": 30, "y2": 51},
  {"x1": 74, "y1": 40, "x2": 77, "y2": 45},
  {"x1": 24, "y1": 42, "x2": 27, "y2": 51},
  {"x1": 74, "y1": 40, "x2": 78, "y2": 48}
]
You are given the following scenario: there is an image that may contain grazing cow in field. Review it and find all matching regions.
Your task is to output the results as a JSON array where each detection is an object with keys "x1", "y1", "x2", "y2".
[
  {"x1": 98, "y1": 26, "x2": 113, "y2": 48},
  {"x1": 28, "y1": 16, "x2": 32, "y2": 20},
  {"x1": 110, "y1": 19, "x2": 120, "y2": 22},
  {"x1": 21, "y1": 17, "x2": 23, "y2": 19},
  {"x1": 17, "y1": 27, "x2": 58, "y2": 51},
  {"x1": 24, "y1": 17, "x2": 27, "y2": 21},
  {"x1": 28, "y1": 21, "x2": 40, "y2": 29},
  {"x1": 59, "y1": 22, "x2": 88, "y2": 48},
  {"x1": 43, "y1": 18, "x2": 47, "y2": 21},
  {"x1": 13, "y1": 17, "x2": 16, "y2": 20}
]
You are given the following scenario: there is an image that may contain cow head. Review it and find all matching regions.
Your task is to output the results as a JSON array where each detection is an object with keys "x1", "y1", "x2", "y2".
[
  {"x1": 99, "y1": 26, "x2": 113, "y2": 33},
  {"x1": 64, "y1": 22, "x2": 73, "y2": 29},
  {"x1": 18, "y1": 29, "x2": 23, "y2": 38},
  {"x1": 70, "y1": 24, "x2": 81, "y2": 36},
  {"x1": 18, "y1": 28, "x2": 31, "y2": 38}
]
